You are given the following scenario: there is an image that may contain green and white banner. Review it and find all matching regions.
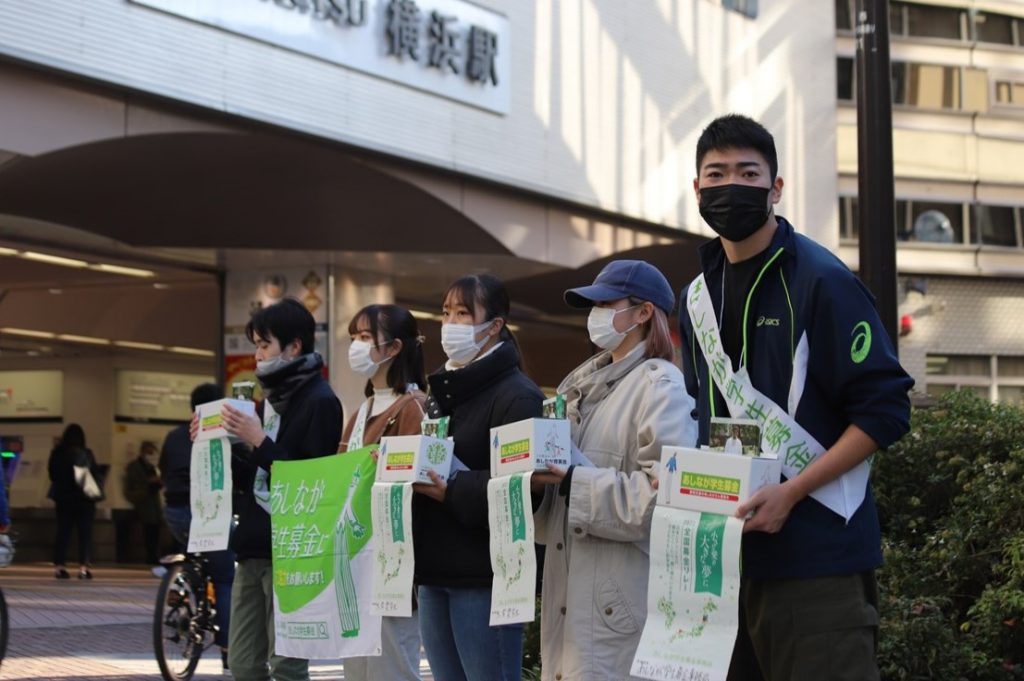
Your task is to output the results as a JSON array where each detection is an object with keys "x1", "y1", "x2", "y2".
[
  {"x1": 271, "y1": 447, "x2": 382, "y2": 659},
  {"x1": 632, "y1": 507, "x2": 743, "y2": 681},
  {"x1": 369, "y1": 482, "x2": 415, "y2": 617},
  {"x1": 487, "y1": 471, "x2": 536, "y2": 625},
  {"x1": 188, "y1": 437, "x2": 233, "y2": 552}
]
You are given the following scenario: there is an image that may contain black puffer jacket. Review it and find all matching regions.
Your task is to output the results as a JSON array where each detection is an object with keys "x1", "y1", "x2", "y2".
[{"x1": 414, "y1": 341, "x2": 543, "y2": 588}]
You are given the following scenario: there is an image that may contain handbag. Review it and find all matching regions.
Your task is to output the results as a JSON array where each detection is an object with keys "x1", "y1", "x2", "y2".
[{"x1": 73, "y1": 448, "x2": 105, "y2": 501}]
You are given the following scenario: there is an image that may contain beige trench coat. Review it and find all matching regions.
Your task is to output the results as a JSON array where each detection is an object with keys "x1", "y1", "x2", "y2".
[{"x1": 535, "y1": 342, "x2": 697, "y2": 681}]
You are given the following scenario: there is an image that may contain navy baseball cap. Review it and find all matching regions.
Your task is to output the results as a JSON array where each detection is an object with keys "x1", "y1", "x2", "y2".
[{"x1": 564, "y1": 260, "x2": 675, "y2": 315}]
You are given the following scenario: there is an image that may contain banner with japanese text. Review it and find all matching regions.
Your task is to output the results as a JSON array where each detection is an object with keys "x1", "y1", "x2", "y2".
[
  {"x1": 369, "y1": 482, "x2": 416, "y2": 617},
  {"x1": 487, "y1": 471, "x2": 536, "y2": 625},
  {"x1": 632, "y1": 507, "x2": 743, "y2": 681},
  {"x1": 188, "y1": 437, "x2": 233, "y2": 552},
  {"x1": 271, "y1": 448, "x2": 382, "y2": 659}
]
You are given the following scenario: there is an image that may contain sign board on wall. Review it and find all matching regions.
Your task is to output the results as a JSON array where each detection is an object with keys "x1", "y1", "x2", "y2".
[
  {"x1": 0, "y1": 371, "x2": 63, "y2": 421},
  {"x1": 115, "y1": 371, "x2": 217, "y2": 423},
  {"x1": 128, "y1": 0, "x2": 511, "y2": 114},
  {"x1": 224, "y1": 268, "x2": 331, "y2": 388}
]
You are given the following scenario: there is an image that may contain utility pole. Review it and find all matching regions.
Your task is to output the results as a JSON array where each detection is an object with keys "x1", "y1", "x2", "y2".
[{"x1": 855, "y1": 0, "x2": 899, "y2": 347}]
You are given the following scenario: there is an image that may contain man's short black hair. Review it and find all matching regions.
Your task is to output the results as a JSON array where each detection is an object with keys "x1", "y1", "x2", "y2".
[
  {"x1": 245, "y1": 298, "x2": 315, "y2": 355},
  {"x1": 190, "y1": 383, "x2": 222, "y2": 410},
  {"x1": 695, "y1": 114, "x2": 778, "y2": 180}
]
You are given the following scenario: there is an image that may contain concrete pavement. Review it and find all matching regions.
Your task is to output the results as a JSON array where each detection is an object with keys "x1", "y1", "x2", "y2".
[{"x1": 0, "y1": 564, "x2": 431, "y2": 680}]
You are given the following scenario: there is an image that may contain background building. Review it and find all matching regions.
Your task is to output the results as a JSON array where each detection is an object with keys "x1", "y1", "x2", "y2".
[{"x1": 835, "y1": 0, "x2": 1024, "y2": 404}]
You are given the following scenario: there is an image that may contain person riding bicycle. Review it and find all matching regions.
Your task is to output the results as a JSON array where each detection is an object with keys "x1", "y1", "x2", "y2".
[{"x1": 160, "y1": 382, "x2": 238, "y2": 674}]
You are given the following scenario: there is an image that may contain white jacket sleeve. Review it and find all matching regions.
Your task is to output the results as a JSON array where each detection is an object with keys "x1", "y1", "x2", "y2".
[{"x1": 566, "y1": 370, "x2": 697, "y2": 543}]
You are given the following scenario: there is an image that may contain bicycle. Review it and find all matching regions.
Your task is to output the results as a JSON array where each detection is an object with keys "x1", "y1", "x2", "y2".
[{"x1": 153, "y1": 552, "x2": 219, "y2": 680}]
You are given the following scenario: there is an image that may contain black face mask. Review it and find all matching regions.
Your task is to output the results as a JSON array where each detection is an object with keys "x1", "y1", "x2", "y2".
[{"x1": 698, "y1": 184, "x2": 772, "y2": 242}]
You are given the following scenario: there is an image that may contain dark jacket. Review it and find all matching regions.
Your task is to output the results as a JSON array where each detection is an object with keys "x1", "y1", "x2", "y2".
[
  {"x1": 48, "y1": 444, "x2": 100, "y2": 507},
  {"x1": 679, "y1": 218, "x2": 914, "y2": 580},
  {"x1": 159, "y1": 423, "x2": 250, "y2": 512},
  {"x1": 232, "y1": 374, "x2": 342, "y2": 560},
  {"x1": 415, "y1": 341, "x2": 544, "y2": 588},
  {"x1": 159, "y1": 424, "x2": 192, "y2": 507},
  {"x1": 124, "y1": 457, "x2": 162, "y2": 524}
]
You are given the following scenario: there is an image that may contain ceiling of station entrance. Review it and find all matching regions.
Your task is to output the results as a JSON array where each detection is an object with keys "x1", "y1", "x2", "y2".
[{"x1": 0, "y1": 220, "x2": 218, "y2": 359}]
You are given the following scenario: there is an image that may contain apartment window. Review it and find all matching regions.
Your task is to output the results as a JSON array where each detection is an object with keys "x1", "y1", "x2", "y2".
[
  {"x1": 973, "y1": 205, "x2": 1021, "y2": 247},
  {"x1": 839, "y1": 196, "x2": 859, "y2": 240},
  {"x1": 928, "y1": 355, "x2": 1024, "y2": 405},
  {"x1": 839, "y1": 58, "x2": 991, "y2": 112},
  {"x1": 894, "y1": 199, "x2": 910, "y2": 238},
  {"x1": 963, "y1": 68, "x2": 989, "y2": 112},
  {"x1": 890, "y1": 1, "x2": 966, "y2": 40},
  {"x1": 1000, "y1": 356, "x2": 1024, "y2": 404},
  {"x1": 909, "y1": 200, "x2": 964, "y2": 243},
  {"x1": 926, "y1": 353, "x2": 990, "y2": 400},
  {"x1": 973, "y1": 11, "x2": 1016, "y2": 45},
  {"x1": 995, "y1": 79, "x2": 1024, "y2": 106},
  {"x1": 837, "y1": 57, "x2": 854, "y2": 101},
  {"x1": 892, "y1": 62, "x2": 963, "y2": 109},
  {"x1": 890, "y1": 2, "x2": 906, "y2": 35},
  {"x1": 836, "y1": 0, "x2": 853, "y2": 31},
  {"x1": 840, "y1": 198, "x2": 1024, "y2": 247}
]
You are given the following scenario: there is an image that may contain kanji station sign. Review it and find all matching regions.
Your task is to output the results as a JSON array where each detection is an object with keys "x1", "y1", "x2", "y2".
[{"x1": 129, "y1": 0, "x2": 511, "y2": 114}]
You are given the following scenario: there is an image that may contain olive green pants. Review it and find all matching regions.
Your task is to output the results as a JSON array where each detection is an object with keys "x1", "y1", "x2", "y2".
[
  {"x1": 228, "y1": 558, "x2": 309, "y2": 681},
  {"x1": 726, "y1": 571, "x2": 880, "y2": 681}
]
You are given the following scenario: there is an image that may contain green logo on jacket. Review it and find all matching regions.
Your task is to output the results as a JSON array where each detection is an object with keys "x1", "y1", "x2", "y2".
[{"x1": 851, "y1": 321, "x2": 872, "y2": 364}]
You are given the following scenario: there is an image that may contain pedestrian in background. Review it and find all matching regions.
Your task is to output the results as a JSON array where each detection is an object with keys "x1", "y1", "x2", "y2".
[
  {"x1": 124, "y1": 440, "x2": 163, "y2": 571},
  {"x1": 161, "y1": 381, "x2": 238, "y2": 673},
  {"x1": 48, "y1": 423, "x2": 100, "y2": 580}
]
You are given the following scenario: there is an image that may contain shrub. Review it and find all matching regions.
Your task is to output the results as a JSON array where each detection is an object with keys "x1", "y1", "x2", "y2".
[{"x1": 876, "y1": 390, "x2": 1024, "y2": 680}]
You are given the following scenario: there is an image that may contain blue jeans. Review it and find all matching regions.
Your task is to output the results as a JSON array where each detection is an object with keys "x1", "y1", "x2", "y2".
[
  {"x1": 165, "y1": 504, "x2": 235, "y2": 648},
  {"x1": 418, "y1": 585, "x2": 523, "y2": 681}
]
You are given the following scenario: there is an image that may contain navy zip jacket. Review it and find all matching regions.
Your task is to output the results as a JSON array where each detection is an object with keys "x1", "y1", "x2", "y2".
[{"x1": 679, "y1": 218, "x2": 914, "y2": 580}]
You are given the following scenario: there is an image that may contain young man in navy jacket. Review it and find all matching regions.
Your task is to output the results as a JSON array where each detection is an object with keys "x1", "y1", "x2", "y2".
[{"x1": 678, "y1": 114, "x2": 914, "y2": 680}]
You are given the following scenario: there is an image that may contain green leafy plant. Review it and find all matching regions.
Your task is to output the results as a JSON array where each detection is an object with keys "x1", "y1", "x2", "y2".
[{"x1": 875, "y1": 390, "x2": 1024, "y2": 680}]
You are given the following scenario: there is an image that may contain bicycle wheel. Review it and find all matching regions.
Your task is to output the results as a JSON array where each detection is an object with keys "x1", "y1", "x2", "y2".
[
  {"x1": 153, "y1": 563, "x2": 203, "y2": 681},
  {"x1": 0, "y1": 587, "x2": 8, "y2": 667}
]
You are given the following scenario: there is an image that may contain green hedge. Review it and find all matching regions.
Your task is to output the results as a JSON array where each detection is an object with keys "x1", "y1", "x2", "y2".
[{"x1": 875, "y1": 390, "x2": 1024, "y2": 680}]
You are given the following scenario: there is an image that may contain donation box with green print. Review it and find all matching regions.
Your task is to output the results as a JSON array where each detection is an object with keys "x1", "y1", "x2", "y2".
[{"x1": 658, "y1": 446, "x2": 781, "y2": 516}]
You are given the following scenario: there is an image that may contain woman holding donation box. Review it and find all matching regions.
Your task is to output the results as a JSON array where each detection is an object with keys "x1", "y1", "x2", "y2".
[
  {"x1": 412, "y1": 273, "x2": 543, "y2": 681},
  {"x1": 339, "y1": 304, "x2": 427, "y2": 681},
  {"x1": 533, "y1": 260, "x2": 698, "y2": 680}
]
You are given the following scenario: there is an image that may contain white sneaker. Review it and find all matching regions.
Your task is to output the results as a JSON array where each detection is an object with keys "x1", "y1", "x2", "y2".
[{"x1": 151, "y1": 565, "x2": 168, "y2": 578}]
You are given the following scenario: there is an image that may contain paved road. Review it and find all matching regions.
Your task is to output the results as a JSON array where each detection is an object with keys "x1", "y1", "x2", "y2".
[{"x1": 1, "y1": 563, "x2": 431, "y2": 680}]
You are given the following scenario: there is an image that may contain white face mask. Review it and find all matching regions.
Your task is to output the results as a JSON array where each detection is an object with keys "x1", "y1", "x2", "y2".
[
  {"x1": 348, "y1": 340, "x2": 389, "y2": 379},
  {"x1": 441, "y1": 320, "x2": 495, "y2": 365},
  {"x1": 587, "y1": 305, "x2": 639, "y2": 351},
  {"x1": 256, "y1": 352, "x2": 292, "y2": 376}
]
